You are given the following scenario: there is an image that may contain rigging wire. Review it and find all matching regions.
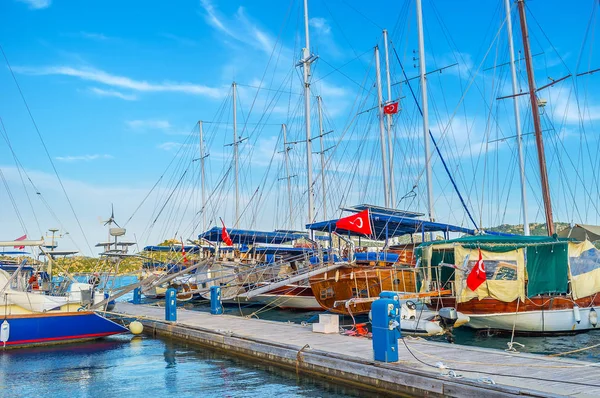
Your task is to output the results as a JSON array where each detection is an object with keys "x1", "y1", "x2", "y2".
[{"x1": 0, "y1": 43, "x2": 93, "y2": 254}]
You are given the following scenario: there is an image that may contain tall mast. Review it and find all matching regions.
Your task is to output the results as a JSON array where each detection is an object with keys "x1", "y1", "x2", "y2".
[
  {"x1": 416, "y1": 0, "x2": 434, "y2": 222},
  {"x1": 232, "y1": 82, "x2": 240, "y2": 226},
  {"x1": 375, "y1": 45, "x2": 391, "y2": 208},
  {"x1": 383, "y1": 29, "x2": 396, "y2": 208},
  {"x1": 282, "y1": 124, "x2": 294, "y2": 229},
  {"x1": 301, "y1": 0, "x2": 315, "y2": 224},
  {"x1": 317, "y1": 96, "x2": 327, "y2": 219},
  {"x1": 517, "y1": 0, "x2": 554, "y2": 235},
  {"x1": 504, "y1": 0, "x2": 530, "y2": 236},
  {"x1": 199, "y1": 121, "x2": 206, "y2": 233}
]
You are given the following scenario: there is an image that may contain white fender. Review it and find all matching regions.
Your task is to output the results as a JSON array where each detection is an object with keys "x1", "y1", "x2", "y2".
[
  {"x1": 590, "y1": 307, "x2": 598, "y2": 328},
  {"x1": 1, "y1": 320, "x2": 10, "y2": 344},
  {"x1": 573, "y1": 305, "x2": 581, "y2": 324}
]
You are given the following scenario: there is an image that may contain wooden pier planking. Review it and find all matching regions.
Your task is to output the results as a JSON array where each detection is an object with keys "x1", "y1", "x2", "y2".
[{"x1": 113, "y1": 302, "x2": 599, "y2": 397}]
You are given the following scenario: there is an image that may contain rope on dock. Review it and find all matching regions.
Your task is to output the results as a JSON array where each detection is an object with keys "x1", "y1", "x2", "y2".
[{"x1": 548, "y1": 343, "x2": 600, "y2": 357}]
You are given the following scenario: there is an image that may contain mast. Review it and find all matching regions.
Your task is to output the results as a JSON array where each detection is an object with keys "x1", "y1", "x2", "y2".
[
  {"x1": 232, "y1": 82, "x2": 239, "y2": 226},
  {"x1": 517, "y1": 0, "x2": 554, "y2": 235},
  {"x1": 375, "y1": 45, "x2": 391, "y2": 208},
  {"x1": 301, "y1": 0, "x2": 315, "y2": 225},
  {"x1": 416, "y1": 0, "x2": 435, "y2": 222},
  {"x1": 383, "y1": 29, "x2": 396, "y2": 208},
  {"x1": 199, "y1": 121, "x2": 206, "y2": 233},
  {"x1": 282, "y1": 124, "x2": 294, "y2": 229},
  {"x1": 504, "y1": 0, "x2": 530, "y2": 236},
  {"x1": 317, "y1": 96, "x2": 328, "y2": 219}
]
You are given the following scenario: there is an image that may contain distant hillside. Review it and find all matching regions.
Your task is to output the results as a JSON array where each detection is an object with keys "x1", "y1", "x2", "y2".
[{"x1": 486, "y1": 222, "x2": 570, "y2": 236}]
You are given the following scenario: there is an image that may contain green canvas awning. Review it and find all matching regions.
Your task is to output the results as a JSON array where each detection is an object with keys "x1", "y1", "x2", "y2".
[{"x1": 557, "y1": 224, "x2": 600, "y2": 242}]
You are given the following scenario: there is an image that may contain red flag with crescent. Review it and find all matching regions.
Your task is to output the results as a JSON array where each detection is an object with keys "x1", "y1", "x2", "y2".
[
  {"x1": 335, "y1": 209, "x2": 372, "y2": 235},
  {"x1": 14, "y1": 234, "x2": 27, "y2": 250},
  {"x1": 383, "y1": 102, "x2": 399, "y2": 115},
  {"x1": 181, "y1": 238, "x2": 189, "y2": 264},
  {"x1": 467, "y1": 249, "x2": 487, "y2": 291},
  {"x1": 220, "y1": 219, "x2": 233, "y2": 246}
]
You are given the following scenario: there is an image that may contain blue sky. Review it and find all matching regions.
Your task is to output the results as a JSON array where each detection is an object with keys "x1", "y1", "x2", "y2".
[{"x1": 1, "y1": 0, "x2": 600, "y2": 255}]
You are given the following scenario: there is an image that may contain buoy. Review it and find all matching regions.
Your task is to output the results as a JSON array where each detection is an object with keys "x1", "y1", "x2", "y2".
[
  {"x1": 573, "y1": 305, "x2": 581, "y2": 324},
  {"x1": 1, "y1": 320, "x2": 10, "y2": 346},
  {"x1": 129, "y1": 321, "x2": 144, "y2": 335},
  {"x1": 590, "y1": 307, "x2": 598, "y2": 328}
]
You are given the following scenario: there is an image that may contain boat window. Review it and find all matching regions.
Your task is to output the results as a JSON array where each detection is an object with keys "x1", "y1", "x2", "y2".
[
  {"x1": 570, "y1": 247, "x2": 600, "y2": 276},
  {"x1": 351, "y1": 287, "x2": 368, "y2": 298},
  {"x1": 467, "y1": 259, "x2": 518, "y2": 281},
  {"x1": 320, "y1": 287, "x2": 334, "y2": 300}
]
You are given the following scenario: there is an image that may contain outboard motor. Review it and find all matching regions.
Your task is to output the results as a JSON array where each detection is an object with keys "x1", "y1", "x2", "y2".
[{"x1": 438, "y1": 307, "x2": 458, "y2": 343}]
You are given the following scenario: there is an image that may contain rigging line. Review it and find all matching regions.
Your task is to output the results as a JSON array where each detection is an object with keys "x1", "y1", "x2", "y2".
[
  {"x1": 392, "y1": 46, "x2": 480, "y2": 231},
  {"x1": 0, "y1": 169, "x2": 27, "y2": 233},
  {"x1": 0, "y1": 43, "x2": 93, "y2": 255},
  {"x1": 0, "y1": 117, "x2": 42, "y2": 234},
  {"x1": 312, "y1": 48, "x2": 373, "y2": 84},
  {"x1": 152, "y1": 168, "x2": 190, "y2": 225},
  {"x1": 524, "y1": 3, "x2": 571, "y2": 74},
  {"x1": 317, "y1": 56, "x2": 371, "y2": 91},
  {"x1": 339, "y1": 0, "x2": 383, "y2": 30}
]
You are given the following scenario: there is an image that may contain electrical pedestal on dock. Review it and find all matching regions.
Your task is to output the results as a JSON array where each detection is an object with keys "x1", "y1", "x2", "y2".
[
  {"x1": 133, "y1": 287, "x2": 142, "y2": 304},
  {"x1": 210, "y1": 286, "x2": 223, "y2": 315},
  {"x1": 370, "y1": 291, "x2": 401, "y2": 363},
  {"x1": 165, "y1": 288, "x2": 177, "y2": 322}
]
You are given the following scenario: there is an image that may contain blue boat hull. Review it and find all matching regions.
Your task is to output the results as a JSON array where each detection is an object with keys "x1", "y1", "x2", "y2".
[{"x1": 2, "y1": 312, "x2": 127, "y2": 348}]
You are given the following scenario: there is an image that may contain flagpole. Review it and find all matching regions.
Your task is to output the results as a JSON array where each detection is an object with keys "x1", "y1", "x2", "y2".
[
  {"x1": 301, "y1": 0, "x2": 315, "y2": 226},
  {"x1": 383, "y1": 29, "x2": 396, "y2": 208},
  {"x1": 504, "y1": 0, "x2": 529, "y2": 236},
  {"x1": 416, "y1": 0, "x2": 435, "y2": 223},
  {"x1": 375, "y1": 45, "x2": 390, "y2": 208}
]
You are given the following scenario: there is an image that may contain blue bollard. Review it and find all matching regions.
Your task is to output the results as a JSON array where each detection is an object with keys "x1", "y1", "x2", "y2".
[
  {"x1": 132, "y1": 287, "x2": 142, "y2": 304},
  {"x1": 165, "y1": 288, "x2": 177, "y2": 322},
  {"x1": 210, "y1": 285, "x2": 223, "y2": 315},
  {"x1": 370, "y1": 291, "x2": 401, "y2": 362}
]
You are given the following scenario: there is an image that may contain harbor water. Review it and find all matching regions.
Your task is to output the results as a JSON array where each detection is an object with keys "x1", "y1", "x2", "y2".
[{"x1": 0, "y1": 334, "x2": 383, "y2": 398}]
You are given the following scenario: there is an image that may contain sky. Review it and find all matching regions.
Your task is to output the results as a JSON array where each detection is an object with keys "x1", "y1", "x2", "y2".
[{"x1": 1, "y1": 0, "x2": 600, "y2": 255}]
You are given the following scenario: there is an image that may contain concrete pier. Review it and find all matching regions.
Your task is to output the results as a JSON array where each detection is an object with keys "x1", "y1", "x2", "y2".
[{"x1": 112, "y1": 302, "x2": 600, "y2": 397}]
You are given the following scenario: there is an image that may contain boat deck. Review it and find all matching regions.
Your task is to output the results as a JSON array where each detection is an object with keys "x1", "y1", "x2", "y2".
[{"x1": 113, "y1": 302, "x2": 600, "y2": 397}]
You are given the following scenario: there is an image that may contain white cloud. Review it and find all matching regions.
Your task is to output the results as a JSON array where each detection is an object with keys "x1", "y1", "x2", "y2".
[
  {"x1": 13, "y1": 65, "x2": 225, "y2": 98},
  {"x1": 309, "y1": 17, "x2": 331, "y2": 34},
  {"x1": 16, "y1": 0, "x2": 50, "y2": 10},
  {"x1": 126, "y1": 119, "x2": 171, "y2": 130},
  {"x1": 199, "y1": 0, "x2": 280, "y2": 56},
  {"x1": 89, "y1": 87, "x2": 137, "y2": 101},
  {"x1": 55, "y1": 154, "x2": 113, "y2": 162}
]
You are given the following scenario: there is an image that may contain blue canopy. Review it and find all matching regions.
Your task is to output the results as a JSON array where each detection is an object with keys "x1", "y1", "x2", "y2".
[
  {"x1": 0, "y1": 251, "x2": 29, "y2": 255},
  {"x1": 306, "y1": 206, "x2": 510, "y2": 240},
  {"x1": 199, "y1": 227, "x2": 308, "y2": 245},
  {"x1": 142, "y1": 245, "x2": 202, "y2": 253},
  {"x1": 253, "y1": 246, "x2": 315, "y2": 255}
]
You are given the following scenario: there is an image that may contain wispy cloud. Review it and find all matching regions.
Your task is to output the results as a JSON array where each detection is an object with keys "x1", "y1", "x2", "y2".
[
  {"x1": 309, "y1": 18, "x2": 331, "y2": 34},
  {"x1": 13, "y1": 65, "x2": 225, "y2": 98},
  {"x1": 16, "y1": 0, "x2": 51, "y2": 10},
  {"x1": 126, "y1": 119, "x2": 171, "y2": 130},
  {"x1": 157, "y1": 142, "x2": 184, "y2": 151},
  {"x1": 89, "y1": 87, "x2": 137, "y2": 101},
  {"x1": 55, "y1": 154, "x2": 113, "y2": 162},
  {"x1": 199, "y1": 0, "x2": 279, "y2": 56}
]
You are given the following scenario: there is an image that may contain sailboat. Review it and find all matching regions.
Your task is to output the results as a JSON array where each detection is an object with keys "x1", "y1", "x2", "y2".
[
  {"x1": 420, "y1": 0, "x2": 600, "y2": 334},
  {"x1": 0, "y1": 238, "x2": 126, "y2": 348}
]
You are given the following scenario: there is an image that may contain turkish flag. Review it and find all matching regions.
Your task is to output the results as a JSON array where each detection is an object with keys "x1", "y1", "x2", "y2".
[
  {"x1": 383, "y1": 102, "x2": 399, "y2": 115},
  {"x1": 467, "y1": 249, "x2": 487, "y2": 291},
  {"x1": 181, "y1": 238, "x2": 189, "y2": 264},
  {"x1": 335, "y1": 209, "x2": 372, "y2": 235},
  {"x1": 220, "y1": 219, "x2": 233, "y2": 246},
  {"x1": 14, "y1": 234, "x2": 27, "y2": 250}
]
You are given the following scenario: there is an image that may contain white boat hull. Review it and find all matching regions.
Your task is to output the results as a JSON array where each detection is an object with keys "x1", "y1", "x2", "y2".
[
  {"x1": 250, "y1": 294, "x2": 321, "y2": 310},
  {"x1": 467, "y1": 307, "x2": 600, "y2": 333}
]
